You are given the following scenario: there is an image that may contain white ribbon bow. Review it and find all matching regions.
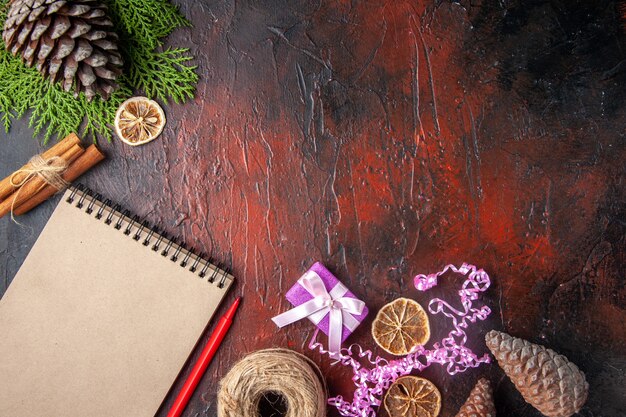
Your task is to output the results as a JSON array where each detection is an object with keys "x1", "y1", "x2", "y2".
[{"x1": 272, "y1": 270, "x2": 365, "y2": 356}]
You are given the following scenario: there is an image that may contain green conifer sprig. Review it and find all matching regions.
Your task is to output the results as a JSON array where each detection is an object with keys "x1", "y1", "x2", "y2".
[{"x1": 0, "y1": 0, "x2": 198, "y2": 143}]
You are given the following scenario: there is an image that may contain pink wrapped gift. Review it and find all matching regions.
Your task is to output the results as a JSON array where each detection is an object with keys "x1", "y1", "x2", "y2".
[{"x1": 272, "y1": 262, "x2": 368, "y2": 354}]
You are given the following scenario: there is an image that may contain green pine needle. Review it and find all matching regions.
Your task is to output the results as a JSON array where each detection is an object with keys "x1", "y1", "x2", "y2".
[{"x1": 0, "y1": 0, "x2": 198, "y2": 143}]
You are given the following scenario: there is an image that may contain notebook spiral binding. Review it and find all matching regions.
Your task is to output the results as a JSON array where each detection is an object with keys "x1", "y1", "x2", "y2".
[{"x1": 65, "y1": 184, "x2": 231, "y2": 289}]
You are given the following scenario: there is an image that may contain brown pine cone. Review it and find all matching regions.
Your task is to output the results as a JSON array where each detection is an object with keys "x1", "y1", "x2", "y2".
[
  {"x1": 3, "y1": 0, "x2": 123, "y2": 101},
  {"x1": 485, "y1": 330, "x2": 588, "y2": 417},
  {"x1": 455, "y1": 378, "x2": 496, "y2": 417}
]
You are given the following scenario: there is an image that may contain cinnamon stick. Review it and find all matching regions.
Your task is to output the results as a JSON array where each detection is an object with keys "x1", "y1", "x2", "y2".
[
  {"x1": 0, "y1": 144, "x2": 85, "y2": 219},
  {"x1": 0, "y1": 133, "x2": 81, "y2": 201},
  {"x1": 13, "y1": 145, "x2": 105, "y2": 216}
]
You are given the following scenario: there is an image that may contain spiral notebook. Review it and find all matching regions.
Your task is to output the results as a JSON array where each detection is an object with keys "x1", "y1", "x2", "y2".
[{"x1": 0, "y1": 185, "x2": 234, "y2": 417}]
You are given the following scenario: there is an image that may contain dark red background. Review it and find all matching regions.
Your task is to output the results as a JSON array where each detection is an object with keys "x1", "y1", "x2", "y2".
[{"x1": 1, "y1": 1, "x2": 624, "y2": 416}]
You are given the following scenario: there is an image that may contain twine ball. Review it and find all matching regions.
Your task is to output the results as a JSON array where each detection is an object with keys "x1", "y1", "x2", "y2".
[{"x1": 217, "y1": 348, "x2": 327, "y2": 417}]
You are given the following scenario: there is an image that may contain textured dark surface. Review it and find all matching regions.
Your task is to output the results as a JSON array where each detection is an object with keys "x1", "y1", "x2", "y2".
[{"x1": 1, "y1": 1, "x2": 625, "y2": 416}]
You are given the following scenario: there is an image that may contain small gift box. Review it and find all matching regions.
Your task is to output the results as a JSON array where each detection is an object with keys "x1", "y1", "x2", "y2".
[{"x1": 272, "y1": 262, "x2": 368, "y2": 354}]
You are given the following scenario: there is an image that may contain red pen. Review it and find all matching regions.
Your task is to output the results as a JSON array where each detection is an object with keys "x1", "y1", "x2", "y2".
[{"x1": 166, "y1": 297, "x2": 241, "y2": 417}]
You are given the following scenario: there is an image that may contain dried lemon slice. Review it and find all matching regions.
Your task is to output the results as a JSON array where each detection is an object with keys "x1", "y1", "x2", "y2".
[
  {"x1": 384, "y1": 376, "x2": 441, "y2": 417},
  {"x1": 114, "y1": 97, "x2": 166, "y2": 146},
  {"x1": 372, "y1": 298, "x2": 430, "y2": 355}
]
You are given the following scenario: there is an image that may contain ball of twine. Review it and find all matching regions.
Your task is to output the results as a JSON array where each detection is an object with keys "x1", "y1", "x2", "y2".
[{"x1": 217, "y1": 348, "x2": 327, "y2": 417}]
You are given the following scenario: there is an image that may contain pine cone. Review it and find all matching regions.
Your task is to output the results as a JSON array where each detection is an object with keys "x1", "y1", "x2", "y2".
[
  {"x1": 3, "y1": 0, "x2": 123, "y2": 101},
  {"x1": 455, "y1": 378, "x2": 496, "y2": 417},
  {"x1": 485, "y1": 330, "x2": 588, "y2": 417}
]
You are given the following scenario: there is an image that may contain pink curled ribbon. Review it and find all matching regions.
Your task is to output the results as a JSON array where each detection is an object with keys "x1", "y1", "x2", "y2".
[
  {"x1": 309, "y1": 263, "x2": 492, "y2": 417},
  {"x1": 272, "y1": 270, "x2": 366, "y2": 358}
]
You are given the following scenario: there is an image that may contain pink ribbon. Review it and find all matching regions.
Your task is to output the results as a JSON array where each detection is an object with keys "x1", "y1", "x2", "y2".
[
  {"x1": 272, "y1": 270, "x2": 365, "y2": 357},
  {"x1": 309, "y1": 263, "x2": 492, "y2": 417}
]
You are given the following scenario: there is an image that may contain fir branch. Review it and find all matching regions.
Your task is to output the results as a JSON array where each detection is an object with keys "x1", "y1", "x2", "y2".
[
  {"x1": 128, "y1": 47, "x2": 198, "y2": 104},
  {"x1": 106, "y1": 0, "x2": 189, "y2": 50},
  {"x1": 0, "y1": 0, "x2": 197, "y2": 142},
  {"x1": 29, "y1": 84, "x2": 84, "y2": 143},
  {"x1": 81, "y1": 83, "x2": 131, "y2": 141}
]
